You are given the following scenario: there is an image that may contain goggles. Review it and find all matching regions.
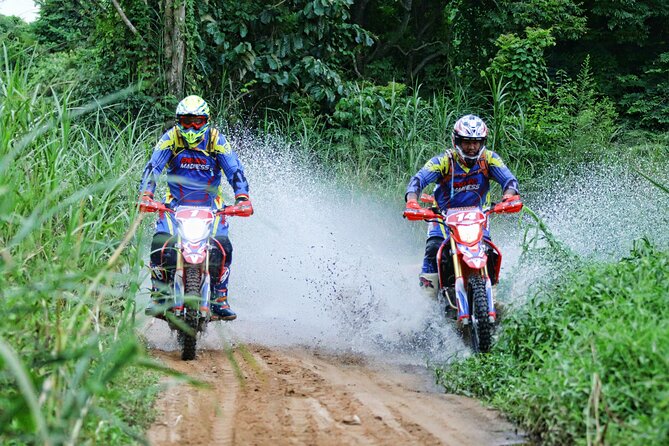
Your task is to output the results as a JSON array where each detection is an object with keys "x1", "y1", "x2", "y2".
[{"x1": 178, "y1": 115, "x2": 208, "y2": 130}]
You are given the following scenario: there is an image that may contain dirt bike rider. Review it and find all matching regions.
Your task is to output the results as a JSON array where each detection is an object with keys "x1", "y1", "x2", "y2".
[
  {"x1": 404, "y1": 114, "x2": 519, "y2": 298},
  {"x1": 139, "y1": 95, "x2": 253, "y2": 321}
]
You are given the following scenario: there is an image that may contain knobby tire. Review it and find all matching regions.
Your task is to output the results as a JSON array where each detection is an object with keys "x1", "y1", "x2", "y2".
[
  {"x1": 180, "y1": 266, "x2": 201, "y2": 360},
  {"x1": 468, "y1": 275, "x2": 493, "y2": 353}
]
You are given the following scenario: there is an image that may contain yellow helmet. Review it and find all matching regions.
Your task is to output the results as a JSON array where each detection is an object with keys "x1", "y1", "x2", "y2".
[{"x1": 176, "y1": 95, "x2": 210, "y2": 147}]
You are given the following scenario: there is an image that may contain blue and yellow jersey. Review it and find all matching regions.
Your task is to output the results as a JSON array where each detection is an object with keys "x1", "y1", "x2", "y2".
[
  {"x1": 139, "y1": 127, "x2": 249, "y2": 207},
  {"x1": 406, "y1": 149, "x2": 519, "y2": 210}
]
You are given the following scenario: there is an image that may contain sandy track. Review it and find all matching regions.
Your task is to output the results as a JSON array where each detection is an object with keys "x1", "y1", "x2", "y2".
[{"x1": 147, "y1": 345, "x2": 524, "y2": 446}]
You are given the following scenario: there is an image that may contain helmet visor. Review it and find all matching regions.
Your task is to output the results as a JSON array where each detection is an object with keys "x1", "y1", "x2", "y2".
[{"x1": 178, "y1": 115, "x2": 208, "y2": 130}]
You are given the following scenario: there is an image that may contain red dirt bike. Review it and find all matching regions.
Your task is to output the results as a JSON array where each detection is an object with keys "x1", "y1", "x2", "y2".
[
  {"x1": 404, "y1": 194, "x2": 522, "y2": 353},
  {"x1": 143, "y1": 201, "x2": 251, "y2": 360}
]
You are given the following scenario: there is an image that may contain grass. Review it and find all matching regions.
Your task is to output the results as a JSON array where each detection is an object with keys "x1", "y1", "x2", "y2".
[
  {"x1": 0, "y1": 48, "x2": 164, "y2": 444},
  {"x1": 436, "y1": 239, "x2": 669, "y2": 445},
  {"x1": 2, "y1": 37, "x2": 667, "y2": 445}
]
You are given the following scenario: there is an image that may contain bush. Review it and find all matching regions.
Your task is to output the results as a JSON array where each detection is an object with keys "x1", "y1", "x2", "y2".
[
  {"x1": 438, "y1": 239, "x2": 669, "y2": 445},
  {"x1": 511, "y1": 56, "x2": 618, "y2": 171}
]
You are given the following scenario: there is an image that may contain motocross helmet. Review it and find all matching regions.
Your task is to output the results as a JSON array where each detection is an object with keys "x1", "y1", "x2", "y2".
[
  {"x1": 452, "y1": 114, "x2": 488, "y2": 167},
  {"x1": 176, "y1": 95, "x2": 210, "y2": 148}
]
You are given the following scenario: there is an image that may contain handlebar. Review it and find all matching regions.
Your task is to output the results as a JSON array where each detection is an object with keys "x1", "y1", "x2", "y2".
[
  {"x1": 216, "y1": 203, "x2": 253, "y2": 217},
  {"x1": 139, "y1": 199, "x2": 252, "y2": 217},
  {"x1": 403, "y1": 195, "x2": 523, "y2": 221}
]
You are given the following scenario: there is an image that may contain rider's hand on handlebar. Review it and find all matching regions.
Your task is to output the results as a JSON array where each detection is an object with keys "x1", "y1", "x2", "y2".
[
  {"x1": 406, "y1": 198, "x2": 421, "y2": 210},
  {"x1": 404, "y1": 198, "x2": 426, "y2": 220},
  {"x1": 493, "y1": 194, "x2": 523, "y2": 214},
  {"x1": 234, "y1": 199, "x2": 254, "y2": 217},
  {"x1": 220, "y1": 196, "x2": 254, "y2": 217},
  {"x1": 139, "y1": 193, "x2": 160, "y2": 213}
]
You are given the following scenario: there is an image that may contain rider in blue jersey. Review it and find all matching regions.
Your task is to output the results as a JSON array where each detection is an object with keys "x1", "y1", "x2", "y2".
[
  {"x1": 404, "y1": 114, "x2": 519, "y2": 296},
  {"x1": 139, "y1": 95, "x2": 253, "y2": 320}
]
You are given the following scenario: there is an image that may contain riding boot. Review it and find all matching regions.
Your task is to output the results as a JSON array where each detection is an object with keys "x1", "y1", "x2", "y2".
[
  {"x1": 145, "y1": 265, "x2": 171, "y2": 315},
  {"x1": 418, "y1": 272, "x2": 439, "y2": 300},
  {"x1": 211, "y1": 267, "x2": 236, "y2": 320}
]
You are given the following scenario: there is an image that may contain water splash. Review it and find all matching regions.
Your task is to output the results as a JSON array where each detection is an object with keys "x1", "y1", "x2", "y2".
[
  {"x1": 224, "y1": 133, "x2": 464, "y2": 364},
  {"x1": 528, "y1": 160, "x2": 668, "y2": 259},
  {"x1": 141, "y1": 134, "x2": 669, "y2": 364},
  {"x1": 492, "y1": 157, "x2": 669, "y2": 305}
]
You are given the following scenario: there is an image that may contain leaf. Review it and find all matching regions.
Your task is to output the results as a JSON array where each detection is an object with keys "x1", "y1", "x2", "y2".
[{"x1": 0, "y1": 340, "x2": 50, "y2": 444}]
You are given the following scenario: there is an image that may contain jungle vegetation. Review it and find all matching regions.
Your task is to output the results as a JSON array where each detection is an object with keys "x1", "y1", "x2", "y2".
[{"x1": 1, "y1": 0, "x2": 668, "y2": 444}]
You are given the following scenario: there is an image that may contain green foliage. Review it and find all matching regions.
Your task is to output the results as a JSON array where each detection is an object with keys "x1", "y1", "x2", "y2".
[
  {"x1": 487, "y1": 27, "x2": 556, "y2": 102},
  {"x1": 619, "y1": 52, "x2": 669, "y2": 129},
  {"x1": 0, "y1": 51, "x2": 161, "y2": 444},
  {"x1": 195, "y1": 0, "x2": 372, "y2": 106},
  {"x1": 505, "y1": 56, "x2": 618, "y2": 173},
  {"x1": 587, "y1": 0, "x2": 669, "y2": 44},
  {"x1": 0, "y1": 15, "x2": 35, "y2": 60},
  {"x1": 484, "y1": 0, "x2": 587, "y2": 40},
  {"x1": 33, "y1": 0, "x2": 98, "y2": 52},
  {"x1": 331, "y1": 81, "x2": 408, "y2": 130},
  {"x1": 438, "y1": 239, "x2": 669, "y2": 445}
]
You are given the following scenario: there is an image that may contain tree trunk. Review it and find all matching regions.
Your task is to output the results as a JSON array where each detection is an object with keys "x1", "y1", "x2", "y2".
[{"x1": 164, "y1": 0, "x2": 186, "y2": 99}]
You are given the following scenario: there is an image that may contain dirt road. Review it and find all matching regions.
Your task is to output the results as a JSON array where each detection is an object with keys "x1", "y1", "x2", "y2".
[{"x1": 147, "y1": 345, "x2": 524, "y2": 446}]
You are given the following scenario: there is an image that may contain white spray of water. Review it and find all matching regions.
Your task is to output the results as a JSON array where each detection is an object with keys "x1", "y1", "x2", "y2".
[
  {"x1": 226, "y1": 133, "x2": 464, "y2": 364},
  {"x1": 141, "y1": 135, "x2": 668, "y2": 364},
  {"x1": 493, "y1": 158, "x2": 669, "y2": 304},
  {"x1": 529, "y1": 161, "x2": 669, "y2": 258}
]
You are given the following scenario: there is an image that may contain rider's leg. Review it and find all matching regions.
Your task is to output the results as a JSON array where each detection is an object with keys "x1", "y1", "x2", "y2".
[
  {"x1": 146, "y1": 231, "x2": 176, "y2": 313},
  {"x1": 209, "y1": 233, "x2": 236, "y2": 320},
  {"x1": 419, "y1": 236, "x2": 444, "y2": 299},
  {"x1": 484, "y1": 238, "x2": 500, "y2": 285}
]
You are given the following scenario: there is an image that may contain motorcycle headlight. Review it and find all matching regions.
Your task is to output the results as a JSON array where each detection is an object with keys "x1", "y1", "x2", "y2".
[
  {"x1": 456, "y1": 224, "x2": 482, "y2": 244},
  {"x1": 179, "y1": 219, "x2": 210, "y2": 241}
]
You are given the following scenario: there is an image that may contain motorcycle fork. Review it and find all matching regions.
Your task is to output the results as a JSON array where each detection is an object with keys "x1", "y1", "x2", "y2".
[
  {"x1": 451, "y1": 237, "x2": 470, "y2": 323},
  {"x1": 173, "y1": 236, "x2": 185, "y2": 313},
  {"x1": 437, "y1": 243, "x2": 457, "y2": 311},
  {"x1": 483, "y1": 264, "x2": 496, "y2": 322},
  {"x1": 199, "y1": 249, "x2": 211, "y2": 314},
  {"x1": 451, "y1": 239, "x2": 496, "y2": 324}
]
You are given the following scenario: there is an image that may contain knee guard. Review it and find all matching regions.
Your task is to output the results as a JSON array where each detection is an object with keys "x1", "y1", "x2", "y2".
[{"x1": 150, "y1": 233, "x2": 176, "y2": 270}]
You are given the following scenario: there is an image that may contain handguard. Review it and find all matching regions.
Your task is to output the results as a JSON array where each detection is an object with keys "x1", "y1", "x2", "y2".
[
  {"x1": 219, "y1": 201, "x2": 253, "y2": 217},
  {"x1": 492, "y1": 195, "x2": 523, "y2": 214}
]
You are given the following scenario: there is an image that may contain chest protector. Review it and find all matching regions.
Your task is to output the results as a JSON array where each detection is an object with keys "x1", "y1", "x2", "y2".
[
  {"x1": 441, "y1": 149, "x2": 489, "y2": 186},
  {"x1": 168, "y1": 127, "x2": 220, "y2": 168}
]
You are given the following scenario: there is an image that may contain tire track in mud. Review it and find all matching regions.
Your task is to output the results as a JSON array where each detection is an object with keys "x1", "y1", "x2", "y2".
[{"x1": 147, "y1": 345, "x2": 525, "y2": 446}]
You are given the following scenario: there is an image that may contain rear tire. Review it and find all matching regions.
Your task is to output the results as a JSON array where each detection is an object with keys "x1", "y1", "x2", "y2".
[
  {"x1": 466, "y1": 275, "x2": 494, "y2": 353},
  {"x1": 180, "y1": 266, "x2": 201, "y2": 361}
]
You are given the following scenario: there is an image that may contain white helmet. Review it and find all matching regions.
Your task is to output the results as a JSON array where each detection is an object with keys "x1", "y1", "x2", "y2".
[{"x1": 452, "y1": 114, "x2": 488, "y2": 166}]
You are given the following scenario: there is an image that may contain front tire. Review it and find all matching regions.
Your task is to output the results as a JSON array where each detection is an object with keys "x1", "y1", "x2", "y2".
[
  {"x1": 179, "y1": 266, "x2": 201, "y2": 361},
  {"x1": 466, "y1": 275, "x2": 494, "y2": 353}
]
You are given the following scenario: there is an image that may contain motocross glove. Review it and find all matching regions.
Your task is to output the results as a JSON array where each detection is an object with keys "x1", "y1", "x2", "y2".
[
  {"x1": 406, "y1": 198, "x2": 421, "y2": 210},
  {"x1": 139, "y1": 193, "x2": 160, "y2": 213},
  {"x1": 234, "y1": 198, "x2": 254, "y2": 217},
  {"x1": 404, "y1": 199, "x2": 426, "y2": 220},
  {"x1": 494, "y1": 195, "x2": 522, "y2": 214}
]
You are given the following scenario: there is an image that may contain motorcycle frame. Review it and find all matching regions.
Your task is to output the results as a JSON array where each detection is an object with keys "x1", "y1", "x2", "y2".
[
  {"x1": 435, "y1": 209, "x2": 498, "y2": 324},
  {"x1": 172, "y1": 207, "x2": 217, "y2": 317}
]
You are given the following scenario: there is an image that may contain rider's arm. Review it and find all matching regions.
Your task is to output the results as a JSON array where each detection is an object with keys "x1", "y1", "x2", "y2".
[
  {"x1": 139, "y1": 131, "x2": 175, "y2": 197},
  {"x1": 405, "y1": 154, "x2": 447, "y2": 201},
  {"x1": 486, "y1": 151, "x2": 519, "y2": 198},
  {"x1": 213, "y1": 133, "x2": 250, "y2": 202}
]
